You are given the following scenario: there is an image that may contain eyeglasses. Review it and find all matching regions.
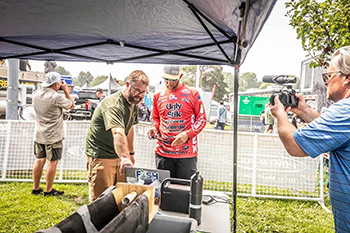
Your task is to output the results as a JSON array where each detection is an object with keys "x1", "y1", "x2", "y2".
[
  {"x1": 321, "y1": 71, "x2": 343, "y2": 84},
  {"x1": 130, "y1": 85, "x2": 148, "y2": 95}
]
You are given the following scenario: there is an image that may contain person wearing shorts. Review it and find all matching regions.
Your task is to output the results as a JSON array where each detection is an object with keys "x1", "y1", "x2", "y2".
[
  {"x1": 85, "y1": 70, "x2": 149, "y2": 203},
  {"x1": 31, "y1": 72, "x2": 75, "y2": 196}
]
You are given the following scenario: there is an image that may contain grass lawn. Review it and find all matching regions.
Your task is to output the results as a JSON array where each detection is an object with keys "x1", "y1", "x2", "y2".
[{"x1": 0, "y1": 182, "x2": 334, "y2": 233}]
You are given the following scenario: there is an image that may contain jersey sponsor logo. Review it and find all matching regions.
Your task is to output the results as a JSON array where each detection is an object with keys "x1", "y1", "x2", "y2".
[
  {"x1": 200, "y1": 103, "x2": 204, "y2": 114},
  {"x1": 181, "y1": 89, "x2": 191, "y2": 93},
  {"x1": 192, "y1": 116, "x2": 206, "y2": 131},
  {"x1": 192, "y1": 144, "x2": 198, "y2": 153},
  {"x1": 163, "y1": 150, "x2": 188, "y2": 155},
  {"x1": 169, "y1": 94, "x2": 177, "y2": 100},
  {"x1": 167, "y1": 111, "x2": 182, "y2": 118},
  {"x1": 180, "y1": 93, "x2": 190, "y2": 97},
  {"x1": 177, "y1": 125, "x2": 185, "y2": 130},
  {"x1": 167, "y1": 125, "x2": 177, "y2": 130},
  {"x1": 164, "y1": 119, "x2": 186, "y2": 124},
  {"x1": 166, "y1": 102, "x2": 182, "y2": 111},
  {"x1": 181, "y1": 98, "x2": 190, "y2": 103},
  {"x1": 166, "y1": 102, "x2": 183, "y2": 118},
  {"x1": 182, "y1": 145, "x2": 189, "y2": 150}
]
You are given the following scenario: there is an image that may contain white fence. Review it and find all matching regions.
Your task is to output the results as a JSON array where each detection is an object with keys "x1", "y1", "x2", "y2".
[{"x1": 0, "y1": 120, "x2": 326, "y2": 204}]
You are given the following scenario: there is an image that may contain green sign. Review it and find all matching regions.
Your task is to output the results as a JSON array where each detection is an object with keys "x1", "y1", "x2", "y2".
[{"x1": 239, "y1": 96, "x2": 270, "y2": 116}]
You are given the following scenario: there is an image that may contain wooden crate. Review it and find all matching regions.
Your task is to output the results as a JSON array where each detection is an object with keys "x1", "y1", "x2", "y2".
[{"x1": 113, "y1": 182, "x2": 158, "y2": 223}]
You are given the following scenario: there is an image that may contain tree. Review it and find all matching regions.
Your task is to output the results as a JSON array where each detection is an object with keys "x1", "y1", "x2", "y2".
[
  {"x1": 182, "y1": 65, "x2": 211, "y2": 87},
  {"x1": 55, "y1": 66, "x2": 70, "y2": 76},
  {"x1": 201, "y1": 66, "x2": 228, "y2": 102},
  {"x1": 259, "y1": 82, "x2": 275, "y2": 90},
  {"x1": 285, "y1": 0, "x2": 350, "y2": 67},
  {"x1": 73, "y1": 71, "x2": 94, "y2": 87},
  {"x1": 182, "y1": 65, "x2": 197, "y2": 87},
  {"x1": 238, "y1": 72, "x2": 261, "y2": 92},
  {"x1": 223, "y1": 72, "x2": 234, "y2": 93},
  {"x1": 117, "y1": 76, "x2": 128, "y2": 86},
  {"x1": 90, "y1": 75, "x2": 108, "y2": 87}
]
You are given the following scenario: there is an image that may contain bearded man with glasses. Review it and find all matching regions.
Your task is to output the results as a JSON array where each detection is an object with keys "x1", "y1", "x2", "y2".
[
  {"x1": 270, "y1": 46, "x2": 350, "y2": 233},
  {"x1": 147, "y1": 66, "x2": 207, "y2": 179},
  {"x1": 85, "y1": 70, "x2": 149, "y2": 203}
]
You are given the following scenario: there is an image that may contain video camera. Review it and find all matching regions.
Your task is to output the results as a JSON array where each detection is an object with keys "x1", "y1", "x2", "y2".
[
  {"x1": 59, "y1": 80, "x2": 65, "y2": 90},
  {"x1": 262, "y1": 75, "x2": 298, "y2": 107}
]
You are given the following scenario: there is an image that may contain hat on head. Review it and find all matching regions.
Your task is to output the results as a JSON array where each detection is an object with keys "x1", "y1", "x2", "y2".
[
  {"x1": 96, "y1": 87, "x2": 103, "y2": 92},
  {"x1": 41, "y1": 72, "x2": 61, "y2": 87},
  {"x1": 162, "y1": 66, "x2": 182, "y2": 81}
]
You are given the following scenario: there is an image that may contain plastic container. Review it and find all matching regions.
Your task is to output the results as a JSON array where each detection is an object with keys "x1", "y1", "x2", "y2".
[{"x1": 147, "y1": 215, "x2": 197, "y2": 233}]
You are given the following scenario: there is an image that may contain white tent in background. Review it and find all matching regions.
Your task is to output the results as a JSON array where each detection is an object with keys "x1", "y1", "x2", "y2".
[{"x1": 85, "y1": 76, "x2": 122, "y2": 95}]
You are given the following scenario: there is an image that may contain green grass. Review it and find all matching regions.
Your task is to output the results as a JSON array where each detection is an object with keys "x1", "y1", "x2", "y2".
[{"x1": 0, "y1": 182, "x2": 334, "y2": 233}]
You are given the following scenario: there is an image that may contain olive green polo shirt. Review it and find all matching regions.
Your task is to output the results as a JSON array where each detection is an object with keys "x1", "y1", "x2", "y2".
[{"x1": 85, "y1": 91, "x2": 138, "y2": 158}]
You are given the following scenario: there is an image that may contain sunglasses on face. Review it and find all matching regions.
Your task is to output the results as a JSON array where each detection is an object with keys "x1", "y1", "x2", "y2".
[
  {"x1": 321, "y1": 71, "x2": 341, "y2": 84},
  {"x1": 163, "y1": 77, "x2": 178, "y2": 82},
  {"x1": 321, "y1": 71, "x2": 350, "y2": 85}
]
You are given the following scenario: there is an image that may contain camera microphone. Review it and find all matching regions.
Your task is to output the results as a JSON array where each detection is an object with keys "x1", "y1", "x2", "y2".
[{"x1": 262, "y1": 75, "x2": 296, "y2": 85}]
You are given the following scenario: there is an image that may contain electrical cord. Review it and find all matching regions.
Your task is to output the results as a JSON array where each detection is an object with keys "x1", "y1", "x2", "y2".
[{"x1": 202, "y1": 194, "x2": 233, "y2": 206}]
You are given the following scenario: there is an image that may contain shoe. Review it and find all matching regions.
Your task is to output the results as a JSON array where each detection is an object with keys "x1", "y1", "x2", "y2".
[
  {"x1": 31, "y1": 187, "x2": 43, "y2": 195},
  {"x1": 44, "y1": 188, "x2": 64, "y2": 196}
]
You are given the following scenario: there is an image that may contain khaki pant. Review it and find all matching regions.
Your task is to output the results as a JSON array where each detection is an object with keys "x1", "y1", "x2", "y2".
[{"x1": 86, "y1": 156, "x2": 125, "y2": 203}]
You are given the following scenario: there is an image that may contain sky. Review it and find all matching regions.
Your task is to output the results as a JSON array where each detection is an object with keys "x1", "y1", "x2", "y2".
[{"x1": 28, "y1": 0, "x2": 308, "y2": 85}]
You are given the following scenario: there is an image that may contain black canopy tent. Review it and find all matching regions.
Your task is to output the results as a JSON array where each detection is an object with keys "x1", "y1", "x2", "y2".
[{"x1": 0, "y1": 0, "x2": 277, "y2": 231}]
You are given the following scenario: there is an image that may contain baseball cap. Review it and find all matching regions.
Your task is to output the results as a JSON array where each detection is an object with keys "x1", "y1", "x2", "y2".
[
  {"x1": 162, "y1": 66, "x2": 182, "y2": 81},
  {"x1": 96, "y1": 87, "x2": 103, "y2": 92},
  {"x1": 41, "y1": 72, "x2": 61, "y2": 87}
]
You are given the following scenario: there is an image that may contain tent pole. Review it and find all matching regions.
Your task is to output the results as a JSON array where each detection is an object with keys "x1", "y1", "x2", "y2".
[{"x1": 232, "y1": 64, "x2": 239, "y2": 233}]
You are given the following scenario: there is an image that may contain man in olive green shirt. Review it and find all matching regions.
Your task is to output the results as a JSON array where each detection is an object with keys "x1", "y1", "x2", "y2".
[{"x1": 85, "y1": 70, "x2": 149, "y2": 202}]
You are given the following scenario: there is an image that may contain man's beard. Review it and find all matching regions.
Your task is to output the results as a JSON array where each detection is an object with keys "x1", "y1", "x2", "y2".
[
  {"x1": 127, "y1": 92, "x2": 142, "y2": 104},
  {"x1": 166, "y1": 80, "x2": 180, "y2": 90}
]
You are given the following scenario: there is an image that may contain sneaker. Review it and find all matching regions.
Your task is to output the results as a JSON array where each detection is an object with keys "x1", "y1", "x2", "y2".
[
  {"x1": 31, "y1": 187, "x2": 43, "y2": 195},
  {"x1": 44, "y1": 188, "x2": 64, "y2": 196}
]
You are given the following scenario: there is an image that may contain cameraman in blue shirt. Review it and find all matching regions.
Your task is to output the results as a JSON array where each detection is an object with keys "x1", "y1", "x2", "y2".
[{"x1": 270, "y1": 46, "x2": 350, "y2": 233}]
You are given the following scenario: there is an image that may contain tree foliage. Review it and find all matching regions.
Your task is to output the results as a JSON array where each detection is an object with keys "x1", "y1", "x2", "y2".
[
  {"x1": 182, "y1": 65, "x2": 197, "y2": 87},
  {"x1": 224, "y1": 72, "x2": 234, "y2": 93},
  {"x1": 182, "y1": 65, "x2": 230, "y2": 101},
  {"x1": 55, "y1": 66, "x2": 70, "y2": 76},
  {"x1": 201, "y1": 66, "x2": 228, "y2": 102},
  {"x1": 90, "y1": 75, "x2": 108, "y2": 87},
  {"x1": 285, "y1": 0, "x2": 350, "y2": 67},
  {"x1": 238, "y1": 72, "x2": 261, "y2": 92},
  {"x1": 117, "y1": 76, "x2": 128, "y2": 86},
  {"x1": 73, "y1": 71, "x2": 94, "y2": 87}
]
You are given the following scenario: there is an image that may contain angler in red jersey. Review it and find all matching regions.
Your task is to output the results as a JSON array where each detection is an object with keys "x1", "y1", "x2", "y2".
[{"x1": 148, "y1": 66, "x2": 207, "y2": 179}]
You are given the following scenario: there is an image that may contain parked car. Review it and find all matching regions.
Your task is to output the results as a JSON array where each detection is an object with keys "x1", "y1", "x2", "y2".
[{"x1": 64, "y1": 90, "x2": 99, "y2": 120}]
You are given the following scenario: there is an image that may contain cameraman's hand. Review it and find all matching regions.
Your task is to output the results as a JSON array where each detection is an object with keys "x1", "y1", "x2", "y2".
[
  {"x1": 270, "y1": 97, "x2": 287, "y2": 119},
  {"x1": 60, "y1": 81, "x2": 69, "y2": 93},
  {"x1": 287, "y1": 93, "x2": 320, "y2": 123},
  {"x1": 286, "y1": 93, "x2": 307, "y2": 115}
]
